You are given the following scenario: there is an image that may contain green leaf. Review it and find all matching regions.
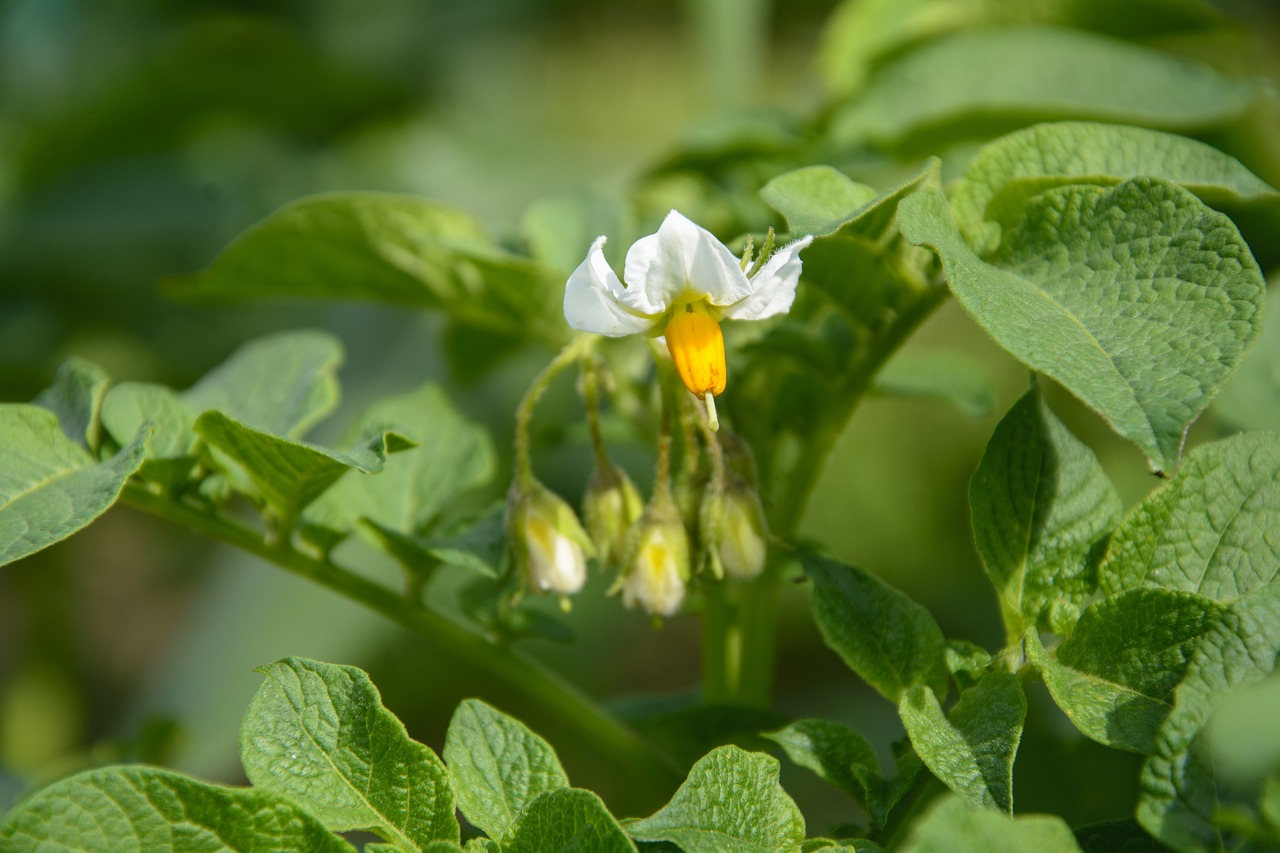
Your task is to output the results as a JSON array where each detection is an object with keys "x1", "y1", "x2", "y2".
[
  {"x1": 900, "y1": 181, "x2": 1266, "y2": 472},
  {"x1": 760, "y1": 166, "x2": 878, "y2": 237},
  {"x1": 898, "y1": 794, "x2": 1083, "y2": 853},
  {"x1": 627, "y1": 745, "x2": 805, "y2": 853},
  {"x1": 763, "y1": 719, "x2": 916, "y2": 829},
  {"x1": 950, "y1": 122, "x2": 1280, "y2": 255},
  {"x1": 0, "y1": 765, "x2": 354, "y2": 852},
  {"x1": 443, "y1": 698, "x2": 569, "y2": 843},
  {"x1": 240, "y1": 657, "x2": 459, "y2": 849},
  {"x1": 816, "y1": 0, "x2": 1224, "y2": 96},
  {"x1": 301, "y1": 384, "x2": 495, "y2": 550},
  {"x1": 183, "y1": 329, "x2": 344, "y2": 438},
  {"x1": 873, "y1": 350, "x2": 995, "y2": 418},
  {"x1": 828, "y1": 26, "x2": 1257, "y2": 152},
  {"x1": 504, "y1": 788, "x2": 637, "y2": 853},
  {"x1": 173, "y1": 193, "x2": 566, "y2": 345},
  {"x1": 195, "y1": 411, "x2": 411, "y2": 524},
  {"x1": 970, "y1": 388, "x2": 1120, "y2": 637},
  {"x1": 763, "y1": 718, "x2": 879, "y2": 803},
  {"x1": 33, "y1": 357, "x2": 109, "y2": 451},
  {"x1": 100, "y1": 382, "x2": 200, "y2": 489},
  {"x1": 804, "y1": 554, "x2": 949, "y2": 703},
  {"x1": 1098, "y1": 432, "x2": 1280, "y2": 603},
  {"x1": 0, "y1": 406, "x2": 148, "y2": 569},
  {"x1": 1026, "y1": 589, "x2": 1226, "y2": 754},
  {"x1": 1214, "y1": 283, "x2": 1280, "y2": 432},
  {"x1": 1137, "y1": 583, "x2": 1280, "y2": 851},
  {"x1": 899, "y1": 671, "x2": 1026, "y2": 813}
]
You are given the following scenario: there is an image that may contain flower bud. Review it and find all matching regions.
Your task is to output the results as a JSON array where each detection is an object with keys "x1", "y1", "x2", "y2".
[
  {"x1": 582, "y1": 464, "x2": 643, "y2": 568},
  {"x1": 621, "y1": 511, "x2": 690, "y2": 617},
  {"x1": 716, "y1": 489, "x2": 768, "y2": 581},
  {"x1": 510, "y1": 482, "x2": 594, "y2": 596}
]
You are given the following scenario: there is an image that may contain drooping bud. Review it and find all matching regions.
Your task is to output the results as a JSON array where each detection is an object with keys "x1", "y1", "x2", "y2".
[
  {"x1": 510, "y1": 481, "x2": 594, "y2": 597},
  {"x1": 582, "y1": 463, "x2": 643, "y2": 568},
  {"x1": 620, "y1": 508, "x2": 690, "y2": 617},
  {"x1": 716, "y1": 488, "x2": 768, "y2": 581}
]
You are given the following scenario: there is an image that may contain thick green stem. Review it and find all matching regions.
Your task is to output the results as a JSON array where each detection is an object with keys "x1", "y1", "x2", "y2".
[{"x1": 121, "y1": 481, "x2": 680, "y2": 790}]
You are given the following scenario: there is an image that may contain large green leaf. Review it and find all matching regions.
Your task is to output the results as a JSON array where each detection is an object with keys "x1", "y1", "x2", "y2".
[
  {"x1": 804, "y1": 554, "x2": 949, "y2": 703},
  {"x1": 1138, "y1": 583, "x2": 1280, "y2": 852},
  {"x1": 182, "y1": 329, "x2": 344, "y2": 438},
  {"x1": 100, "y1": 382, "x2": 200, "y2": 489},
  {"x1": 899, "y1": 672, "x2": 1026, "y2": 813},
  {"x1": 173, "y1": 193, "x2": 566, "y2": 345},
  {"x1": 828, "y1": 26, "x2": 1257, "y2": 152},
  {"x1": 0, "y1": 765, "x2": 354, "y2": 852},
  {"x1": 970, "y1": 388, "x2": 1120, "y2": 637},
  {"x1": 900, "y1": 181, "x2": 1265, "y2": 473},
  {"x1": 0, "y1": 406, "x2": 148, "y2": 568},
  {"x1": 950, "y1": 122, "x2": 1280, "y2": 255},
  {"x1": 302, "y1": 384, "x2": 495, "y2": 549},
  {"x1": 503, "y1": 788, "x2": 636, "y2": 853},
  {"x1": 443, "y1": 699, "x2": 569, "y2": 843},
  {"x1": 1098, "y1": 432, "x2": 1280, "y2": 603},
  {"x1": 1026, "y1": 589, "x2": 1226, "y2": 754},
  {"x1": 194, "y1": 411, "x2": 411, "y2": 525},
  {"x1": 240, "y1": 657, "x2": 459, "y2": 850},
  {"x1": 898, "y1": 794, "x2": 1083, "y2": 853},
  {"x1": 626, "y1": 745, "x2": 805, "y2": 853},
  {"x1": 33, "y1": 357, "x2": 109, "y2": 451},
  {"x1": 817, "y1": 0, "x2": 1224, "y2": 96}
]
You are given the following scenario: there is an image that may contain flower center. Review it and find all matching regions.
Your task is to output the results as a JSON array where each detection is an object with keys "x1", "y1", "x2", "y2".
[{"x1": 664, "y1": 302, "x2": 726, "y2": 401}]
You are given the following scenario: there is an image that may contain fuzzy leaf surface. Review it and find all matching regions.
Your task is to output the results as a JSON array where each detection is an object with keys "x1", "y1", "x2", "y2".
[
  {"x1": 240, "y1": 657, "x2": 458, "y2": 849},
  {"x1": 970, "y1": 388, "x2": 1120, "y2": 636},
  {"x1": 0, "y1": 406, "x2": 147, "y2": 568},
  {"x1": 950, "y1": 122, "x2": 1280, "y2": 254},
  {"x1": 626, "y1": 745, "x2": 805, "y2": 853},
  {"x1": 805, "y1": 554, "x2": 949, "y2": 703},
  {"x1": 443, "y1": 698, "x2": 569, "y2": 843},
  {"x1": 1137, "y1": 583, "x2": 1280, "y2": 852},
  {"x1": 503, "y1": 788, "x2": 636, "y2": 853},
  {"x1": 1026, "y1": 589, "x2": 1226, "y2": 754},
  {"x1": 760, "y1": 166, "x2": 877, "y2": 237},
  {"x1": 900, "y1": 181, "x2": 1265, "y2": 472},
  {"x1": 0, "y1": 765, "x2": 353, "y2": 852},
  {"x1": 899, "y1": 671, "x2": 1026, "y2": 813},
  {"x1": 1099, "y1": 432, "x2": 1280, "y2": 603}
]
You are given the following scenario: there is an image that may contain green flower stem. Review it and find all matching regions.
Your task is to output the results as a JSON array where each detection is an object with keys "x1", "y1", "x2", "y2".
[
  {"x1": 514, "y1": 334, "x2": 598, "y2": 486},
  {"x1": 731, "y1": 284, "x2": 952, "y2": 706},
  {"x1": 120, "y1": 481, "x2": 681, "y2": 792}
]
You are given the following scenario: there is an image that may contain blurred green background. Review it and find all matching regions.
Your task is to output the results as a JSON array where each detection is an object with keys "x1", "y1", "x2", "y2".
[{"x1": 2, "y1": 0, "x2": 1278, "y2": 838}]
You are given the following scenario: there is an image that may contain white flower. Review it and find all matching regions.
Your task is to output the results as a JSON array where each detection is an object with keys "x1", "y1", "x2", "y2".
[
  {"x1": 564, "y1": 210, "x2": 812, "y2": 412},
  {"x1": 512, "y1": 484, "x2": 593, "y2": 597}
]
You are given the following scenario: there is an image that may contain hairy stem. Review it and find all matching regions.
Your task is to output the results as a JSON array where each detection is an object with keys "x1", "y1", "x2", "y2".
[{"x1": 121, "y1": 481, "x2": 680, "y2": 790}]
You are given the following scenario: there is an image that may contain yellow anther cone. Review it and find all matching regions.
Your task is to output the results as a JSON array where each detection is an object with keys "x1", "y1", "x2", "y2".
[{"x1": 665, "y1": 305, "x2": 726, "y2": 400}]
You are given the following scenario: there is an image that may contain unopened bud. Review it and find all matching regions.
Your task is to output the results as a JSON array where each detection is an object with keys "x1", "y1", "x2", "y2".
[
  {"x1": 511, "y1": 482, "x2": 594, "y2": 596},
  {"x1": 621, "y1": 511, "x2": 690, "y2": 617},
  {"x1": 717, "y1": 489, "x2": 768, "y2": 581},
  {"x1": 583, "y1": 464, "x2": 643, "y2": 568}
]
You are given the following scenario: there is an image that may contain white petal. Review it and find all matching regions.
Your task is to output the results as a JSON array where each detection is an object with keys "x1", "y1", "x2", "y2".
[
  {"x1": 622, "y1": 210, "x2": 750, "y2": 312},
  {"x1": 721, "y1": 235, "x2": 813, "y2": 321},
  {"x1": 564, "y1": 236, "x2": 657, "y2": 336}
]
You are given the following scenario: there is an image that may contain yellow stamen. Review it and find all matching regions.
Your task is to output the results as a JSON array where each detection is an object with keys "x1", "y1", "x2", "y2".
[{"x1": 665, "y1": 304, "x2": 727, "y2": 407}]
